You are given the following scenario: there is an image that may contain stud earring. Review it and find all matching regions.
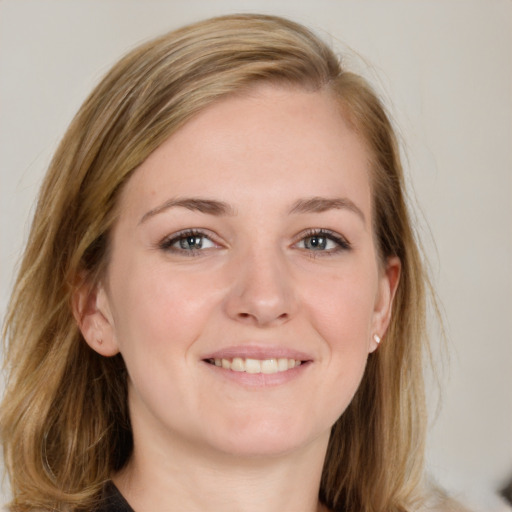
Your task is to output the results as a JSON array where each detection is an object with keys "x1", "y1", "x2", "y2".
[{"x1": 373, "y1": 334, "x2": 381, "y2": 345}]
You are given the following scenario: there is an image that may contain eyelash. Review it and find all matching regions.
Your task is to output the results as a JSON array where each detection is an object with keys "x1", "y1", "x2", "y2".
[
  {"x1": 158, "y1": 228, "x2": 351, "y2": 256},
  {"x1": 159, "y1": 229, "x2": 217, "y2": 255},
  {"x1": 296, "y1": 229, "x2": 351, "y2": 255}
]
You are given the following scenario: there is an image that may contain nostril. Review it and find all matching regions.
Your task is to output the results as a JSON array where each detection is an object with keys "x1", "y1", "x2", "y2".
[{"x1": 228, "y1": 290, "x2": 295, "y2": 325}]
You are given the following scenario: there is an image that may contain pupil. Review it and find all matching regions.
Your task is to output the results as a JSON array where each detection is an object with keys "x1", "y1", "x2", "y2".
[
  {"x1": 180, "y1": 236, "x2": 202, "y2": 249},
  {"x1": 308, "y1": 236, "x2": 326, "y2": 250}
]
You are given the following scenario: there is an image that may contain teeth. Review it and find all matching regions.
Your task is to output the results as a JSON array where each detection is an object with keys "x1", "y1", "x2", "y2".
[
  {"x1": 231, "y1": 357, "x2": 245, "y2": 372},
  {"x1": 208, "y1": 357, "x2": 303, "y2": 373},
  {"x1": 261, "y1": 359, "x2": 278, "y2": 374},
  {"x1": 245, "y1": 358, "x2": 261, "y2": 374},
  {"x1": 278, "y1": 358, "x2": 289, "y2": 371}
]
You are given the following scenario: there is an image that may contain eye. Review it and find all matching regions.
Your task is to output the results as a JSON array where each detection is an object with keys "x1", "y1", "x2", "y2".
[
  {"x1": 159, "y1": 230, "x2": 218, "y2": 254},
  {"x1": 295, "y1": 229, "x2": 351, "y2": 253}
]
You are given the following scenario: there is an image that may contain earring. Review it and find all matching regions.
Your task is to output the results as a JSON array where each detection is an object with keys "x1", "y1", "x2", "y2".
[
  {"x1": 97, "y1": 338, "x2": 103, "y2": 345},
  {"x1": 373, "y1": 334, "x2": 381, "y2": 345}
]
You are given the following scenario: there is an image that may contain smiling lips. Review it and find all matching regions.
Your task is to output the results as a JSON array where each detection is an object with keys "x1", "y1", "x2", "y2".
[{"x1": 206, "y1": 357, "x2": 303, "y2": 374}]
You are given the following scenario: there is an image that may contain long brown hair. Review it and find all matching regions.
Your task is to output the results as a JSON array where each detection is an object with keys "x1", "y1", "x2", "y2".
[{"x1": 2, "y1": 14, "x2": 430, "y2": 511}]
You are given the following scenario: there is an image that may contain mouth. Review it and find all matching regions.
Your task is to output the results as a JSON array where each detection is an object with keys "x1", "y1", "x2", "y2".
[{"x1": 204, "y1": 357, "x2": 306, "y2": 374}]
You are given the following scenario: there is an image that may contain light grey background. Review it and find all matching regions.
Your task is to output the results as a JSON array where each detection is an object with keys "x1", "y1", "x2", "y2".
[{"x1": 1, "y1": 1, "x2": 511, "y2": 510}]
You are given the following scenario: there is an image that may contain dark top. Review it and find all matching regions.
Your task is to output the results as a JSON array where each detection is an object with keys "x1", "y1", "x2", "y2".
[{"x1": 95, "y1": 482, "x2": 135, "y2": 512}]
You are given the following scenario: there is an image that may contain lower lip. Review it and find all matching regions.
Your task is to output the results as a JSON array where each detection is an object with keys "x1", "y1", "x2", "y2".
[{"x1": 202, "y1": 361, "x2": 311, "y2": 387}]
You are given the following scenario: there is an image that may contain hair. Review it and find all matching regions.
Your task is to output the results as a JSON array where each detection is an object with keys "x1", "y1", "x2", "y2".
[{"x1": 1, "y1": 13, "x2": 431, "y2": 512}]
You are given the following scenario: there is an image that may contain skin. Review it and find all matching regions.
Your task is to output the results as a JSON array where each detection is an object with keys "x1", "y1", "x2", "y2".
[{"x1": 77, "y1": 85, "x2": 400, "y2": 512}]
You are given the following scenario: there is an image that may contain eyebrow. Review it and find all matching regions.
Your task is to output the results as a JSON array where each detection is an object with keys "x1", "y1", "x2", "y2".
[
  {"x1": 139, "y1": 197, "x2": 236, "y2": 224},
  {"x1": 139, "y1": 195, "x2": 365, "y2": 224},
  {"x1": 289, "y1": 196, "x2": 366, "y2": 223}
]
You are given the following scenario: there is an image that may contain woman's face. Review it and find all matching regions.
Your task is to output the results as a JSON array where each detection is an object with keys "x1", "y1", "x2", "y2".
[{"x1": 81, "y1": 85, "x2": 399, "y2": 458}]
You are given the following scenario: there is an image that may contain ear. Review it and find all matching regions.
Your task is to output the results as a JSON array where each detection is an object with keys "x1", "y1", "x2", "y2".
[
  {"x1": 369, "y1": 256, "x2": 401, "y2": 353},
  {"x1": 72, "y1": 277, "x2": 120, "y2": 357}
]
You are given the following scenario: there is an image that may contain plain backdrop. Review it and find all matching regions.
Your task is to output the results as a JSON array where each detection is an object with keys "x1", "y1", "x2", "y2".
[{"x1": 1, "y1": 1, "x2": 511, "y2": 510}]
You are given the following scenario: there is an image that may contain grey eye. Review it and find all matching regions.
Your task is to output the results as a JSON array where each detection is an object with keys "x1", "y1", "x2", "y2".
[
  {"x1": 177, "y1": 235, "x2": 208, "y2": 250},
  {"x1": 160, "y1": 231, "x2": 217, "y2": 253},
  {"x1": 299, "y1": 235, "x2": 337, "y2": 251}
]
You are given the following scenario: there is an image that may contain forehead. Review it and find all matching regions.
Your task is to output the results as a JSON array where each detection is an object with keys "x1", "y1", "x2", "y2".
[{"x1": 118, "y1": 85, "x2": 372, "y2": 221}]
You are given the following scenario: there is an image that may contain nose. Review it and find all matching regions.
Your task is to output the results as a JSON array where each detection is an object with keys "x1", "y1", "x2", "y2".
[{"x1": 223, "y1": 247, "x2": 298, "y2": 327}]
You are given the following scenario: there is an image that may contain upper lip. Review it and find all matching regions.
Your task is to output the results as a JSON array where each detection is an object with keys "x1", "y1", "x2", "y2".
[{"x1": 202, "y1": 345, "x2": 313, "y2": 362}]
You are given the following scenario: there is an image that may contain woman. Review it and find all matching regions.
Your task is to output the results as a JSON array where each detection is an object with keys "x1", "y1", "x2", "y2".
[{"x1": 1, "y1": 13, "x2": 437, "y2": 512}]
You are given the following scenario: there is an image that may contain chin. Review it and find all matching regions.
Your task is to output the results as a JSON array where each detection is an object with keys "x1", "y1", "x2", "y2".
[
  {"x1": 214, "y1": 437, "x2": 310, "y2": 459},
  {"x1": 203, "y1": 415, "x2": 327, "y2": 459}
]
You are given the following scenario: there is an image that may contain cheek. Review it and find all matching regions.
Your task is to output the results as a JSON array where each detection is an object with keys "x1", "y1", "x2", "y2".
[
  {"x1": 304, "y1": 278, "x2": 375, "y2": 422},
  {"x1": 303, "y1": 267, "x2": 377, "y2": 348},
  {"x1": 298, "y1": 261, "x2": 378, "y2": 416},
  {"x1": 106, "y1": 264, "x2": 223, "y2": 423},
  {"x1": 108, "y1": 262, "x2": 221, "y2": 359}
]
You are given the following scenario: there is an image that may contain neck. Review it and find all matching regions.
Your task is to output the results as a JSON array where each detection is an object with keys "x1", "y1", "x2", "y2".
[{"x1": 114, "y1": 425, "x2": 330, "y2": 512}]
